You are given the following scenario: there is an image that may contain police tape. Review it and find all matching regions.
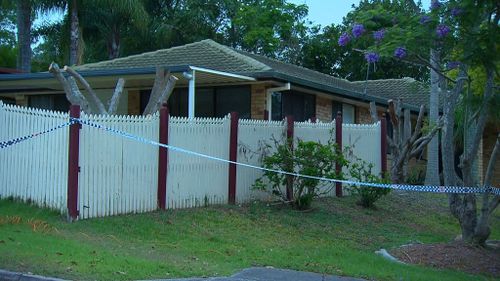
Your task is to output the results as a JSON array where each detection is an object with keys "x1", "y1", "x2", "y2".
[
  {"x1": 0, "y1": 121, "x2": 73, "y2": 149},
  {"x1": 70, "y1": 117, "x2": 500, "y2": 196}
]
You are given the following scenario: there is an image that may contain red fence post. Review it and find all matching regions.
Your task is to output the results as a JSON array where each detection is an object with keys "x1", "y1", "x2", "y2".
[
  {"x1": 286, "y1": 115, "x2": 294, "y2": 202},
  {"x1": 67, "y1": 105, "x2": 81, "y2": 221},
  {"x1": 335, "y1": 111, "x2": 343, "y2": 197},
  {"x1": 381, "y1": 114, "x2": 388, "y2": 177},
  {"x1": 228, "y1": 112, "x2": 239, "y2": 204},
  {"x1": 158, "y1": 105, "x2": 169, "y2": 210}
]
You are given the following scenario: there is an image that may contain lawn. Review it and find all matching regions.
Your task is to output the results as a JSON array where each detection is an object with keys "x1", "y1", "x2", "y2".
[{"x1": 0, "y1": 191, "x2": 498, "y2": 281}]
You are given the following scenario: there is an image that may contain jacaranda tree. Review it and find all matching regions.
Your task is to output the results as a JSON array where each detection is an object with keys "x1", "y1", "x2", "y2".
[{"x1": 339, "y1": 0, "x2": 498, "y2": 245}]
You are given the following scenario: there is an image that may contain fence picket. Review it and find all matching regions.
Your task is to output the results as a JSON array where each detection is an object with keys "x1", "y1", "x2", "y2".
[{"x1": 0, "y1": 102, "x2": 381, "y2": 219}]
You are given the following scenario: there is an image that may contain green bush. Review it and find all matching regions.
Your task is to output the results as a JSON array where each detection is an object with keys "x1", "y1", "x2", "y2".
[
  {"x1": 345, "y1": 155, "x2": 391, "y2": 208},
  {"x1": 253, "y1": 140, "x2": 346, "y2": 210},
  {"x1": 253, "y1": 139, "x2": 390, "y2": 209}
]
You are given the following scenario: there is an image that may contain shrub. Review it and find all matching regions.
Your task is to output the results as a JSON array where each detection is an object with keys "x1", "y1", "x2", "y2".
[
  {"x1": 254, "y1": 139, "x2": 390, "y2": 209},
  {"x1": 345, "y1": 155, "x2": 391, "y2": 208},
  {"x1": 253, "y1": 140, "x2": 346, "y2": 210}
]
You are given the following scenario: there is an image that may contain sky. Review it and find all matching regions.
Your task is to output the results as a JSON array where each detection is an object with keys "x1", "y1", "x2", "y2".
[
  {"x1": 289, "y1": 0, "x2": 432, "y2": 27},
  {"x1": 33, "y1": 0, "x2": 434, "y2": 36}
]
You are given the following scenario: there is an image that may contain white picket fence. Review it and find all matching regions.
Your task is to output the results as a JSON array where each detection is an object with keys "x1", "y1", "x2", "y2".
[
  {"x1": 0, "y1": 102, "x2": 383, "y2": 219},
  {"x1": 78, "y1": 113, "x2": 159, "y2": 219},
  {"x1": 0, "y1": 103, "x2": 69, "y2": 212},
  {"x1": 167, "y1": 116, "x2": 230, "y2": 209}
]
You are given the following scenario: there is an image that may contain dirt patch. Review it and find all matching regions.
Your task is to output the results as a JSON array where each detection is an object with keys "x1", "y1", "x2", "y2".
[{"x1": 390, "y1": 241, "x2": 500, "y2": 277}]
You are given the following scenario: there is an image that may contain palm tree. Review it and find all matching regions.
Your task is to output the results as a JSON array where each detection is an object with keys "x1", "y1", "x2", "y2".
[
  {"x1": 16, "y1": 0, "x2": 31, "y2": 72},
  {"x1": 80, "y1": 0, "x2": 148, "y2": 60}
]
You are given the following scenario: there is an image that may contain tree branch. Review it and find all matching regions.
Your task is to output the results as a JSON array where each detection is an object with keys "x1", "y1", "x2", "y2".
[
  {"x1": 460, "y1": 69, "x2": 494, "y2": 170},
  {"x1": 64, "y1": 66, "x2": 107, "y2": 114},
  {"x1": 108, "y1": 78, "x2": 125, "y2": 114},
  {"x1": 48, "y1": 63, "x2": 89, "y2": 112}
]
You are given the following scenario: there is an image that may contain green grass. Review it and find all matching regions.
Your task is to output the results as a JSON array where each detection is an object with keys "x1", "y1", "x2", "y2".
[{"x1": 0, "y1": 192, "x2": 499, "y2": 281}]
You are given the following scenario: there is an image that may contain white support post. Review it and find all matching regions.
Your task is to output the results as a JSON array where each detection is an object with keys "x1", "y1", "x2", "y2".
[
  {"x1": 266, "y1": 91, "x2": 272, "y2": 121},
  {"x1": 187, "y1": 70, "x2": 196, "y2": 118}
]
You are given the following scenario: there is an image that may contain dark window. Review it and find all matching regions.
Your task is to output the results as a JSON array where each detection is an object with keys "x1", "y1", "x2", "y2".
[
  {"x1": 272, "y1": 91, "x2": 316, "y2": 122},
  {"x1": 215, "y1": 86, "x2": 251, "y2": 119},
  {"x1": 141, "y1": 86, "x2": 250, "y2": 118},
  {"x1": 0, "y1": 97, "x2": 15, "y2": 105},
  {"x1": 196, "y1": 88, "x2": 215, "y2": 117},
  {"x1": 331, "y1": 101, "x2": 356, "y2": 123},
  {"x1": 29, "y1": 95, "x2": 70, "y2": 112},
  {"x1": 271, "y1": 92, "x2": 282, "y2": 121}
]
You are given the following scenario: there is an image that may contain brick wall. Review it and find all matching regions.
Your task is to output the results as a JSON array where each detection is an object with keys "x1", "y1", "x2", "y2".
[
  {"x1": 315, "y1": 96, "x2": 332, "y2": 122},
  {"x1": 356, "y1": 106, "x2": 373, "y2": 124},
  {"x1": 15, "y1": 95, "x2": 28, "y2": 107},
  {"x1": 128, "y1": 90, "x2": 140, "y2": 115},
  {"x1": 251, "y1": 84, "x2": 266, "y2": 120}
]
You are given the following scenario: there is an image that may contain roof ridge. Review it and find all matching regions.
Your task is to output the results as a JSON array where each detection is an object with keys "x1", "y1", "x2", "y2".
[
  {"x1": 352, "y1": 77, "x2": 420, "y2": 83},
  {"x1": 237, "y1": 49, "x2": 358, "y2": 86},
  {"x1": 201, "y1": 39, "x2": 271, "y2": 71}
]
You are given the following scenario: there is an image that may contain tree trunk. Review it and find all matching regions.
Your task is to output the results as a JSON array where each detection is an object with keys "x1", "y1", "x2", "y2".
[
  {"x1": 108, "y1": 29, "x2": 120, "y2": 59},
  {"x1": 425, "y1": 49, "x2": 440, "y2": 185},
  {"x1": 16, "y1": 0, "x2": 31, "y2": 72},
  {"x1": 69, "y1": 0, "x2": 80, "y2": 66}
]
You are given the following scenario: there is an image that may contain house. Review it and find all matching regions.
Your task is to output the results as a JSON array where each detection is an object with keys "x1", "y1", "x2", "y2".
[
  {"x1": 0, "y1": 39, "x2": 425, "y2": 123},
  {"x1": 0, "y1": 39, "x2": 496, "y2": 186}
]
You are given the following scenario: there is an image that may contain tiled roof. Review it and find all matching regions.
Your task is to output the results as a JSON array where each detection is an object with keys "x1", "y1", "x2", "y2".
[
  {"x1": 76, "y1": 39, "x2": 428, "y2": 109},
  {"x1": 352, "y1": 78, "x2": 430, "y2": 108},
  {"x1": 76, "y1": 39, "x2": 271, "y2": 73}
]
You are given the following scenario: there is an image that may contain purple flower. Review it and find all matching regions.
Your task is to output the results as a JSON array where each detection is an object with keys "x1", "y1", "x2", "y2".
[
  {"x1": 436, "y1": 24, "x2": 450, "y2": 38},
  {"x1": 430, "y1": 0, "x2": 442, "y2": 10},
  {"x1": 352, "y1": 23, "x2": 365, "y2": 38},
  {"x1": 365, "y1": 52, "x2": 380, "y2": 63},
  {"x1": 373, "y1": 29, "x2": 385, "y2": 42},
  {"x1": 450, "y1": 7, "x2": 462, "y2": 17},
  {"x1": 394, "y1": 47, "x2": 407, "y2": 59},
  {"x1": 420, "y1": 15, "x2": 431, "y2": 24},
  {"x1": 447, "y1": 61, "x2": 461, "y2": 69},
  {"x1": 338, "y1": 32, "x2": 351, "y2": 46}
]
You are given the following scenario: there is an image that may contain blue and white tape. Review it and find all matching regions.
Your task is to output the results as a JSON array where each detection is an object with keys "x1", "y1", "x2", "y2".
[
  {"x1": 71, "y1": 117, "x2": 500, "y2": 196},
  {"x1": 0, "y1": 121, "x2": 73, "y2": 149}
]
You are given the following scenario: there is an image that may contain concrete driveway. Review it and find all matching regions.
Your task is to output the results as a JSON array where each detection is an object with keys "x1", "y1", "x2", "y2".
[
  {"x1": 143, "y1": 267, "x2": 366, "y2": 281},
  {"x1": 0, "y1": 267, "x2": 366, "y2": 281}
]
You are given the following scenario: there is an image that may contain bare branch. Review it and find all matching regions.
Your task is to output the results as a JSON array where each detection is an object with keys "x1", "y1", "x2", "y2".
[
  {"x1": 64, "y1": 66, "x2": 107, "y2": 114},
  {"x1": 143, "y1": 72, "x2": 178, "y2": 115},
  {"x1": 143, "y1": 67, "x2": 168, "y2": 115},
  {"x1": 461, "y1": 69, "x2": 495, "y2": 169},
  {"x1": 49, "y1": 63, "x2": 89, "y2": 112},
  {"x1": 108, "y1": 78, "x2": 125, "y2": 114},
  {"x1": 67, "y1": 77, "x2": 90, "y2": 112}
]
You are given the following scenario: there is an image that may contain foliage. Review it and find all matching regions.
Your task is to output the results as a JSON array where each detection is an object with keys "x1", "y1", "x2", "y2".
[
  {"x1": 299, "y1": 0, "x2": 429, "y2": 81},
  {"x1": 343, "y1": 0, "x2": 500, "y2": 245},
  {"x1": 253, "y1": 139, "x2": 345, "y2": 210},
  {"x1": 254, "y1": 138, "x2": 390, "y2": 209},
  {"x1": 345, "y1": 153, "x2": 391, "y2": 208}
]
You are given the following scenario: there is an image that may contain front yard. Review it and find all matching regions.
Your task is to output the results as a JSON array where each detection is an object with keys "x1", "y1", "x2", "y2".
[{"x1": 0, "y1": 191, "x2": 498, "y2": 281}]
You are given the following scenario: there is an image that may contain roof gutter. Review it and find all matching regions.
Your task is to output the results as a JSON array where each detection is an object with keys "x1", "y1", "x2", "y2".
[
  {"x1": 245, "y1": 71, "x2": 421, "y2": 113},
  {"x1": 0, "y1": 65, "x2": 192, "y2": 81}
]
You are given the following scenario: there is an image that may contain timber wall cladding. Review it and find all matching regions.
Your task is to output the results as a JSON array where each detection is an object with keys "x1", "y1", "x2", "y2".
[{"x1": 0, "y1": 102, "x2": 69, "y2": 212}]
